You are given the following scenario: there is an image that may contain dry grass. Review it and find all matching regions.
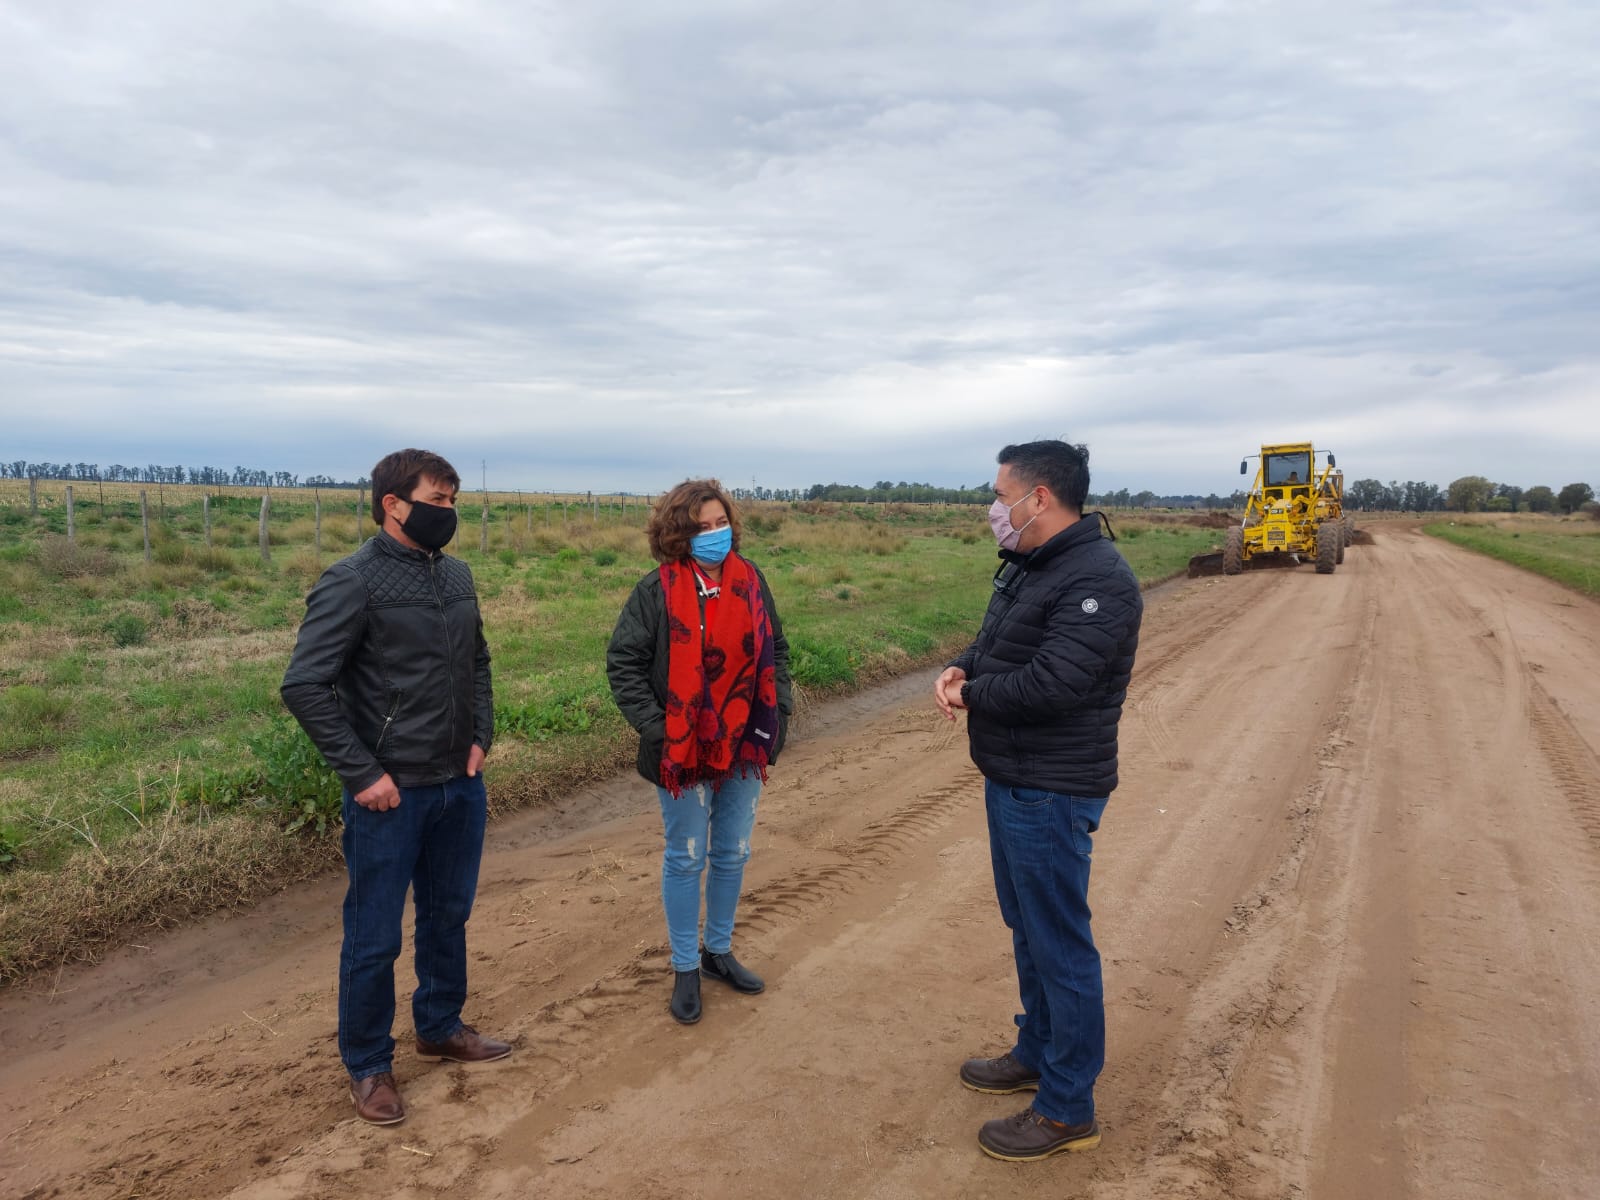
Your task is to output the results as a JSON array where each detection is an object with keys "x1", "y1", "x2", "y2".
[
  {"x1": 0, "y1": 811, "x2": 340, "y2": 983},
  {"x1": 32, "y1": 534, "x2": 118, "y2": 579},
  {"x1": 776, "y1": 522, "x2": 908, "y2": 556},
  {"x1": 1445, "y1": 511, "x2": 1594, "y2": 531}
]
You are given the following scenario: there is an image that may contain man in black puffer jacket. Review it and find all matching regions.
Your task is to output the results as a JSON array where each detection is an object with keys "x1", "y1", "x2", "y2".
[
  {"x1": 282, "y1": 448, "x2": 510, "y2": 1128},
  {"x1": 935, "y1": 440, "x2": 1143, "y2": 1163}
]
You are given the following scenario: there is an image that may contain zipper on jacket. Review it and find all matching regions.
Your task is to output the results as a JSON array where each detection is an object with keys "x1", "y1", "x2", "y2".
[
  {"x1": 430, "y1": 556, "x2": 460, "y2": 757},
  {"x1": 375, "y1": 690, "x2": 402, "y2": 755},
  {"x1": 977, "y1": 565, "x2": 1027, "y2": 657}
]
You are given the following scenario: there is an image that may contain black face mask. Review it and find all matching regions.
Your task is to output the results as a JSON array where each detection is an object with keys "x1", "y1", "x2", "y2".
[{"x1": 398, "y1": 499, "x2": 457, "y2": 551}]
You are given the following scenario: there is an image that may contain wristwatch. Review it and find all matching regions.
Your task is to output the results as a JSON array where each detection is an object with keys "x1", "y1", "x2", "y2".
[{"x1": 960, "y1": 680, "x2": 973, "y2": 709}]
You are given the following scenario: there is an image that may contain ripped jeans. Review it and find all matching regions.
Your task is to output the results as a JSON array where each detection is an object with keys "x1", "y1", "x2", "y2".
[{"x1": 656, "y1": 771, "x2": 762, "y2": 972}]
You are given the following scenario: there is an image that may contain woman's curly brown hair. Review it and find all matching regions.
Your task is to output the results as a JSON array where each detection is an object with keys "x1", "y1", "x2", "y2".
[{"x1": 647, "y1": 479, "x2": 742, "y2": 564}]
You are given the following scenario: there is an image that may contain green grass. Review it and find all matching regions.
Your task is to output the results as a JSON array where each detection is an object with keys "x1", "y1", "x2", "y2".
[
  {"x1": 1425, "y1": 518, "x2": 1600, "y2": 598},
  {"x1": 0, "y1": 488, "x2": 1220, "y2": 980}
]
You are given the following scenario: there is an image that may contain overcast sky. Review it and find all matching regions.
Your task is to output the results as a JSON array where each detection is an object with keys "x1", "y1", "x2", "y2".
[{"x1": 2, "y1": 1, "x2": 1596, "y2": 495}]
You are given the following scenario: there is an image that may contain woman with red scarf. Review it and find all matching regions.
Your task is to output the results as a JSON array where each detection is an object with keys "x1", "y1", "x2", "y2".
[{"x1": 606, "y1": 480, "x2": 793, "y2": 1024}]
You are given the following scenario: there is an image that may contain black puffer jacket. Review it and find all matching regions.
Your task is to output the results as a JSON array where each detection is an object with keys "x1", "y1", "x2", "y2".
[
  {"x1": 281, "y1": 531, "x2": 493, "y2": 793},
  {"x1": 951, "y1": 517, "x2": 1142, "y2": 796},
  {"x1": 606, "y1": 562, "x2": 793, "y2": 785}
]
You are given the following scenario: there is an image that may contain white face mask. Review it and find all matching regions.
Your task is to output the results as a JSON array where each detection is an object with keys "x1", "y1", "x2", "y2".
[{"x1": 988, "y1": 492, "x2": 1039, "y2": 550}]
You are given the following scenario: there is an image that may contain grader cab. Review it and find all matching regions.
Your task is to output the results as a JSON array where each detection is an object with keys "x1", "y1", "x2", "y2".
[{"x1": 1220, "y1": 442, "x2": 1345, "y2": 575}]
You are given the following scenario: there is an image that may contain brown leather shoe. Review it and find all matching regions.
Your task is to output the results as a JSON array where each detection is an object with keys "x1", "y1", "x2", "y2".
[
  {"x1": 959, "y1": 1051, "x2": 1041, "y2": 1094},
  {"x1": 415, "y1": 1023, "x2": 512, "y2": 1064},
  {"x1": 350, "y1": 1071, "x2": 406, "y2": 1126},
  {"x1": 978, "y1": 1107, "x2": 1100, "y2": 1161}
]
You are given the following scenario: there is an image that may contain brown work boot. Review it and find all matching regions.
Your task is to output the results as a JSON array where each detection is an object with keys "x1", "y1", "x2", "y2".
[
  {"x1": 349, "y1": 1071, "x2": 406, "y2": 1126},
  {"x1": 959, "y1": 1051, "x2": 1041, "y2": 1094},
  {"x1": 978, "y1": 1107, "x2": 1100, "y2": 1161},
  {"x1": 415, "y1": 1023, "x2": 512, "y2": 1063}
]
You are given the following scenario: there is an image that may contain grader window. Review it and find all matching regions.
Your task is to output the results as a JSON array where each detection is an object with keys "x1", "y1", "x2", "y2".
[{"x1": 1265, "y1": 453, "x2": 1312, "y2": 487}]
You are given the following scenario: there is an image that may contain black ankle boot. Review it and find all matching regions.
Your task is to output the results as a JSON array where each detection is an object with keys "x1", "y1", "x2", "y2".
[
  {"x1": 670, "y1": 969, "x2": 702, "y2": 1024},
  {"x1": 701, "y1": 947, "x2": 766, "y2": 994}
]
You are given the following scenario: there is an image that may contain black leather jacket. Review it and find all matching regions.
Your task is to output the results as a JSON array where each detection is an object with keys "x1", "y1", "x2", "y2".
[
  {"x1": 950, "y1": 517, "x2": 1142, "y2": 796},
  {"x1": 281, "y1": 531, "x2": 493, "y2": 793}
]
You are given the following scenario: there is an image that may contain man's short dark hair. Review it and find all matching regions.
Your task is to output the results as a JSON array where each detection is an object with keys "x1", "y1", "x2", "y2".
[
  {"x1": 998, "y1": 440, "x2": 1091, "y2": 512},
  {"x1": 370, "y1": 449, "x2": 461, "y2": 525}
]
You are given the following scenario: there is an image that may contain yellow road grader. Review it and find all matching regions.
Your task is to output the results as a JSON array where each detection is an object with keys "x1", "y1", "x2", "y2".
[{"x1": 1191, "y1": 441, "x2": 1349, "y2": 576}]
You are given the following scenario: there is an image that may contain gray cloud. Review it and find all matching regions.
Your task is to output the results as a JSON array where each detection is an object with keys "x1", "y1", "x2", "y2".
[{"x1": 2, "y1": 0, "x2": 1597, "y2": 496}]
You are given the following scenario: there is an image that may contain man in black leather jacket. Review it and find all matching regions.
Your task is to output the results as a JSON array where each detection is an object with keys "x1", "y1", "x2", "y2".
[
  {"x1": 282, "y1": 448, "x2": 510, "y2": 1127},
  {"x1": 935, "y1": 440, "x2": 1143, "y2": 1163}
]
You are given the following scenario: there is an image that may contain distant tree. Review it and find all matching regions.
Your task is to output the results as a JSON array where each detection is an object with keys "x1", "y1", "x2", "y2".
[
  {"x1": 1496, "y1": 483, "x2": 1524, "y2": 513},
  {"x1": 1557, "y1": 482, "x2": 1594, "y2": 514},
  {"x1": 1525, "y1": 485, "x2": 1556, "y2": 513},
  {"x1": 1411, "y1": 482, "x2": 1443, "y2": 511},
  {"x1": 1446, "y1": 475, "x2": 1496, "y2": 512},
  {"x1": 1347, "y1": 479, "x2": 1385, "y2": 510}
]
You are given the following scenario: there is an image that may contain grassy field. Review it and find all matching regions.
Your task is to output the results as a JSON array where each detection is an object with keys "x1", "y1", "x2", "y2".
[
  {"x1": 1424, "y1": 513, "x2": 1600, "y2": 598},
  {"x1": 0, "y1": 480, "x2": 1219, "y2": 981}
]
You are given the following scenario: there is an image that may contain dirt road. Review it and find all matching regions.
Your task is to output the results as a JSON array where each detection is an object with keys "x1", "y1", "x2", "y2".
[{"x1": 4, "y1": 525, "x2": 1599, "y2": 1200}]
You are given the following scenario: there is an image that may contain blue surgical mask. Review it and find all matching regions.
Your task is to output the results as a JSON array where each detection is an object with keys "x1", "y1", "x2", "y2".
[{"x1": 690, "y1": 525, "x2": 733, "y2": 565}]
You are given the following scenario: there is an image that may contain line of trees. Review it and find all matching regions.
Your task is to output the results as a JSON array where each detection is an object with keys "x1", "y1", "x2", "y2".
[
  {"x1": 796, "y1": 481, "x2": 993, "y2": 504},
  {"x1": 795, "y1": 482, "x2": 1249, "y2": 507},
  {"x1": 7, "y1": 458, "x2": 1592, "y2": 516},
  {"x1": 2, "y1": 461, "x2": 368, "y2": 489},
  {"x1": 1432, "y1": 477, "x2": 1594, "y2": 515}
]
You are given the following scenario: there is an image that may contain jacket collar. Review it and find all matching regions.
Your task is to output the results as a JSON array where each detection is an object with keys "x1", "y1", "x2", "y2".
[
  {"x1": 997, "y1": 514, "x2": 1102, "y2": 571},
  {"x1": 372, "y1": 528, "x2": 437, "y2": 562}
]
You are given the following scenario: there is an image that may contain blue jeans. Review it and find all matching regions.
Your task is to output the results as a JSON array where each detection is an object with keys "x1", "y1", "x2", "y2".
[
  {"x1": 338, "y1": 773, "x2": 488, "y2": 1081},
  {"x1": 984, "y1": 778, "x2": 1108, "y2": 1126},
  {"x1": 657, "y1": 772, "x2": 762, "y2": 972}
]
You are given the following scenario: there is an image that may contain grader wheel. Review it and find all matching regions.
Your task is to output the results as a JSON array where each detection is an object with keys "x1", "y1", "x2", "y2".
[
  {"x1": 1316, "y1": 522, "x2": 1339, "y2": 574},
  {"x1": 1334, "y1": 520, "x2": 1346, "y2": 564},
  {"x1": 1223, "y1": 526, "x2": 1244, "y2": 575}
]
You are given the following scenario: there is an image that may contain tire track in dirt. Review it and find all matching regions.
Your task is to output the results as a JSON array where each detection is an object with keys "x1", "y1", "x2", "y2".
[
  {"x1": 1106, "y1": 592, "x2": 1380, "y2": 1198},
  {"x1": 1528, "y1": 679, "x2": 1600, "y2": 851},
  {"x1": 517, "y1": 775, "x2": 982, "y2": 1087},
  {"x1": 225, "y1": 748, "x2": 983, "y2": 1200}
]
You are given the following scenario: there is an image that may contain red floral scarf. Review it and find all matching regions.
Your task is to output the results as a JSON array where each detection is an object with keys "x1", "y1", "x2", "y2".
[{"x1": 659, "y1": 553, "x2": 780, "y2": 797}]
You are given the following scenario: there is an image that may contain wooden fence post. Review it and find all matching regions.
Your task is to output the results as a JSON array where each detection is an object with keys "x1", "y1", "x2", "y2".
[
  {"x1": 158, "y1": 482, "x2": 165, "y2": 522},
  {"x1": 65, "y1": 485, "x2": 75, "y2": 541},
  {"x1": 203, "y1": 495, "x2": 212, "y2": 548},
  {"x1": 259, "y1": 492, "x2": 271, "y2": 565},
  {"x1": 315, "y1": 493, "x2": 322, "y2": 556},
  {"x1": 140, "y1": 491, "x2": 151, "y2": 563}
]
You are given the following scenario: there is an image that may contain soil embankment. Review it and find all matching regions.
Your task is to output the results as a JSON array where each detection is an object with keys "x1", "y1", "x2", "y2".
[{"x1": 4, "y1": 525, "x2": 1599, "y2": 1199}]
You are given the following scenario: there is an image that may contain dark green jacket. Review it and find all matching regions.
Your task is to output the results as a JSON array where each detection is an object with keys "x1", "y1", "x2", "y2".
[{"x1": 606, "y1": 561, "x2": 794, "y2": 785}]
